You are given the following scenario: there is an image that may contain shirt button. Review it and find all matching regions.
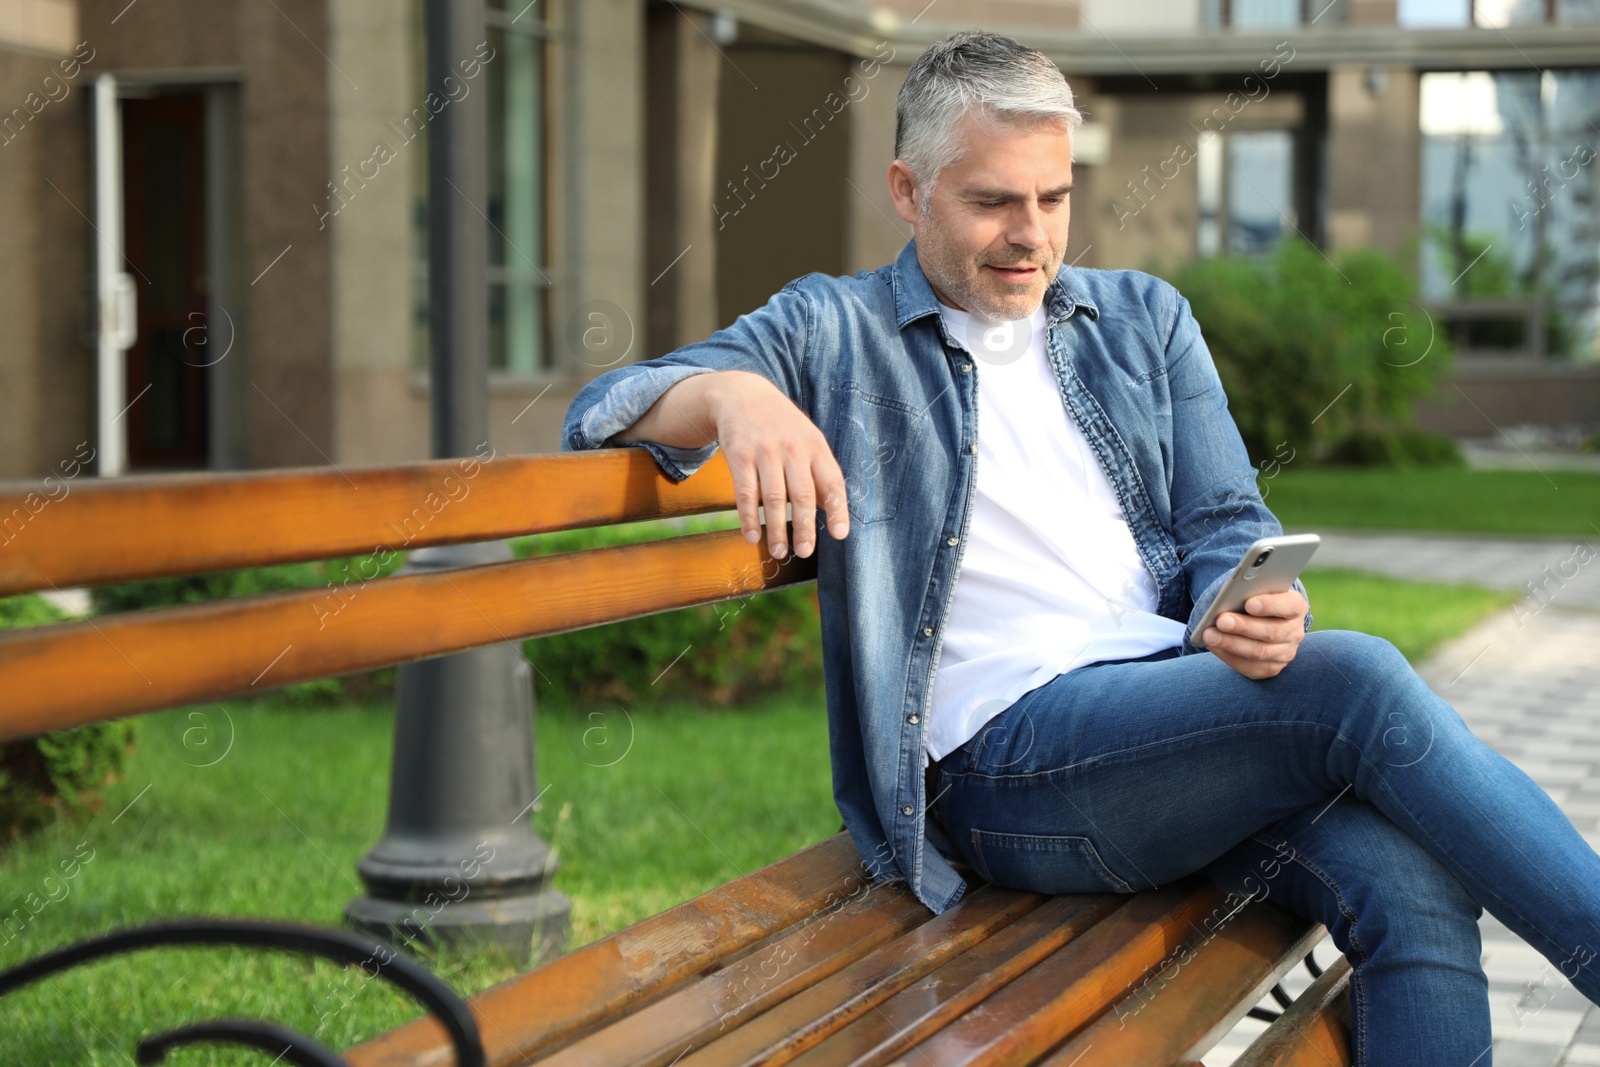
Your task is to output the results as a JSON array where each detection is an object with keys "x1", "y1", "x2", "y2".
[
  {"x1": 969, "y1": 442, "x2": 978, "y2": 454},
  {"x1": 946, "y1": 536, "x2": 959, "y2": 546},
  {"x1": 960, "y1": 362, "x2": 972, "y2": 373},
  {"x1": 902, "y1": 804, "x2": 915, "y2": 816},
  {"x1": 908, "y1": 713, "x2": 920, "y2": 724},
  {"x1": 923, "y1": 626, "x2": 934, "y2": 636}
]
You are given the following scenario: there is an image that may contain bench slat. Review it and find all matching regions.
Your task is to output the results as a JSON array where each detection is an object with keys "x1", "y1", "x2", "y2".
[
  {"x1": 1231, "y1": 954, "x2": 1353, "y2": 1067},
  {"x1": 675, "y1": 886, "x2": 1045, "y2": 1067},
  {"x1": 1036, "y1": 901, "x2": 1325, "y2": 1066},
  {"x1": 893, "y1": 880, "x2": 1226, "y2": 1067},
  {"x1": 0, "y1": 449, "x2": 736, "y2": 597},
  {"x1": 343, "y1": 833, "x2": 870, "y2": 1067},
  {"x1": 529, "y1": 881, "x2": 934, "y2": 1067},
  {"x1": 0, "y1": 529, "x2": 813, "y2": 740},
  {"x1": 780, "y1": 893, "x2": 1126, "y2": 1067}
]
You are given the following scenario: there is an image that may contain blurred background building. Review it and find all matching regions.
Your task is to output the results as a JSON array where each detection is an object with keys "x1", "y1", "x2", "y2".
[{"x1": 0, "y1": 0, "x2": 1596, "y2": 479}]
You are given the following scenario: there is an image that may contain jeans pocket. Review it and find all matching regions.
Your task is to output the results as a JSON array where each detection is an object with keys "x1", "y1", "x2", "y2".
[{"x1": 970, "y1": 828, "x2": 1137, "y2": 894}]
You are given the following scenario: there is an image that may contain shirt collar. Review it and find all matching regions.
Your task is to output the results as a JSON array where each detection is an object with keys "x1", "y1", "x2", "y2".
[{"x1": 890, "y1": 237, "x2": 1099, "y2": 330}]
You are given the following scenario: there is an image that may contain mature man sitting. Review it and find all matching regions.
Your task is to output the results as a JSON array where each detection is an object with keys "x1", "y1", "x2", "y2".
[{"x1": 563, "y1": 29, "x2": 1600, "y2": 1063}]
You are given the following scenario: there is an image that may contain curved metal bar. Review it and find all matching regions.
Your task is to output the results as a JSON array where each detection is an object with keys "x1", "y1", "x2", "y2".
[
  {"x1": 1303, "y1": 946, "x2": 1325, "y2": 978},
  {"x1": 0, "y1": 917, "x2": 485, "y2": 1067},
  {"x1": 1268, "y1": 981, "x2": 1295, "y2": 1009},
  {"x1": 1248, "y1": 1005, "x2": 1284, "y2": 1022},
  {"x1": 136, "y1": 1019, "x2": 348, "y2": 1067}
]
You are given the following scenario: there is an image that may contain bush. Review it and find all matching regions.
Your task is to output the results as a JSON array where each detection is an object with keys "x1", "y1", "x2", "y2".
[
  {"x1": 0, "y1": 595, "x2": 139, "y2": 844},
  {"x1": 512, "y1": 515, "x2": 824, "y2": 711},
  {"x1": 1322, "y1": 428, "x2": 1466, "y2": 468},
  {"x1": 1158, "y1": 239, "x2": 1454, "y2": 466}
]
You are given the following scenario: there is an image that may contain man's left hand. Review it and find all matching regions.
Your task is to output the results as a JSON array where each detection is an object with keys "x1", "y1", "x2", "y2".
[{"x1": 1202, "y1": 589, "x2": 1307, "y2": 680}]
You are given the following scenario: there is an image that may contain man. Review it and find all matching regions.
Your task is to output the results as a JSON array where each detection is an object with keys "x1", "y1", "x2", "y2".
[{"x1": 564, "y1": 30, "x2": 1600, "y2": 1059}]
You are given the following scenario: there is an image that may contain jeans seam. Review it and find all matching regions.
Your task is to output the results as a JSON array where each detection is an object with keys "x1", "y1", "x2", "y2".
[
  {"x1": 966, "y1": 720, "x2": 1337, "y2": 781},
  {"x1": 1251, "y1": 831, "x2": 1369, "y2": 1067},
  {"x1": 1336, "y1": 725, "x2": 1570, "y2": 991},
  {"x1": 1337, "y1": 739, "x2": 1574, "y2": 998}
]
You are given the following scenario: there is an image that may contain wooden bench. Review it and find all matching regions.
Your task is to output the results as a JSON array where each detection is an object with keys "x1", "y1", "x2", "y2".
[{"x1": 0, "y1": 448, "x2": 1353, "y2": 1066}]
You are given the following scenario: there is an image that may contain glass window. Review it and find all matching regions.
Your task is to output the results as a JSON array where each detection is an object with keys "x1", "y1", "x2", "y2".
[
  {"x1": 412, "y1": 1, "x2": 555, "y2": 377},
  {"x1": 1232, "y1": 0, "x2": 1303, "y2": 26},
  {"x1": 1419, "y1": 70, "x2": 1600, "y2": 361},
  {"x1": 1228, "y1": 131, "x2": 1296, "y2": 255},
  {"x1": 1194, "y1": 130, "x2": 1297, "y2": 258},
  {"x1": 486, "y1": 13, "x2": 551, "y2": 375},
  {"x1": 1197, "y1": 132, "x2": 1223, "y2": 257},
  {"x1": 1398, "y1": 0, "x2": 1471, "y2": 26},
  {"x1": 1472, "y1": 0, "x2": 1548, "y2": 25}
]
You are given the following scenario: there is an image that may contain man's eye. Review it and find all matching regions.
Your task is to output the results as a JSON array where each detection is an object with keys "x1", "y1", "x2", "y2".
[{"x1": 978, "y1": 201, "x2": 1003, "y2": 209}]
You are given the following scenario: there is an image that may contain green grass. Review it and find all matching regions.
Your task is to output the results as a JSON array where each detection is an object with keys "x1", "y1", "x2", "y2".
[
  {"x1": 1301, "y1": 568, "x2": 1518, "y2": 662},
  {"x1": 1265, "y1": 468, "x2": 1600, "y2": 537},
  {"x1": 0, "y1": 693, "x2": 836, "y2": 1065},
  {"x1": 0, "y1": 568, "x2": 1517, "y2": 1064}
]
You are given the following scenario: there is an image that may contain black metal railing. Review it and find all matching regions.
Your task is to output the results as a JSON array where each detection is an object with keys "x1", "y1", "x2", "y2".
[{"x1": 0, "y1": 918, "x2": 485, "y2": 1067}]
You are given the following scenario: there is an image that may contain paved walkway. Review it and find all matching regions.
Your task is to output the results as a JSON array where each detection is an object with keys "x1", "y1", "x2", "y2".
[{"x1": 1207, "y1": 529, "x2": 1600, "y2": 1065}]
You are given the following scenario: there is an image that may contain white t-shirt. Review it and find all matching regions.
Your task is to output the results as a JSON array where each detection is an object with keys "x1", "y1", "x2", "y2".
[{"x1": 926, "y1": 300, "x2": 1186, "y2": 765}]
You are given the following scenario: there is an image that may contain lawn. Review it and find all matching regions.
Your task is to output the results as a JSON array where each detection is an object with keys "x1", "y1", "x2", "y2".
[
  {"x1": 1298, "y1": 568, "x2": 1516, "y2": 662},
  {"x1": 0, "y1": 693, "x2": 837, "y2": 1064},
  {"x1": 0, "y1": 569, "x2": 1516, "y2": 1064},
  {"x1": 1265, "y1": 468, "x2": 1600, "y2": 537}
]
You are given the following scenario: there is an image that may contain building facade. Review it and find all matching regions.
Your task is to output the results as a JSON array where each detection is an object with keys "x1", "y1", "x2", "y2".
[{"x1": 0, "y1": 0, "x2": 1596, "y2": 482}]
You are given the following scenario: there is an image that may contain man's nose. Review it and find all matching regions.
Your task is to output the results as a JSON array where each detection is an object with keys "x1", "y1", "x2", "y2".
[{"x1": 1006, "y1": 200, "x2": 1048, "y2": 248}]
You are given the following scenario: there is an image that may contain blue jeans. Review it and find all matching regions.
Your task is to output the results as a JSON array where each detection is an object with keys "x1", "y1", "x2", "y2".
[{"x1": 929, "y1": 629, "x2": 1600, "y2": 1066}]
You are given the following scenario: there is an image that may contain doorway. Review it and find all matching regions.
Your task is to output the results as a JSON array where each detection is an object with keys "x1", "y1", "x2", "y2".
[{"x1": 120, "y1": 92, "x2": 210, "y2": 469}]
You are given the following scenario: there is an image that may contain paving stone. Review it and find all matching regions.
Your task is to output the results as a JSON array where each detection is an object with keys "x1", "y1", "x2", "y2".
[{"x1": 1496, "y1": 1039, "x2": 1570, "y2": 1067}]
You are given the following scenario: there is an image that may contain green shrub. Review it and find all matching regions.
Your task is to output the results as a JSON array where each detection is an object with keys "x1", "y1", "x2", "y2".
[
  {"x1": 1158, "y1": 239, "x2": 1454, "y2": 466},
  {"x1": 1322, "y1": 428, "x2": 1466, "y2": 468},
  {"x1": 512, "y1": 514, "x2": 824, "y2": 711},
  {"x1": 0, "y1": 595, "x2": 139, "y2": 844},
  {"x1": 90, "y1": 559, "x2": 367, "y2": 613}
]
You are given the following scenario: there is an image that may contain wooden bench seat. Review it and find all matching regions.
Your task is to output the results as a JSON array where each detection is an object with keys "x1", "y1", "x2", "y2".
[
  {"x1": 0, "y1": 449, "x2": 1353, "y2": 1067},
  {"x1": 344, "y1": 832, "x2": 1344, "y2": 1067}
]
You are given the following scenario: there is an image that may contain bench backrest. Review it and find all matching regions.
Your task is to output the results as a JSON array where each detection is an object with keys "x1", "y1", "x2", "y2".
[{"x1": 0, "y1": 449, "x2": 812, "y2": 740}]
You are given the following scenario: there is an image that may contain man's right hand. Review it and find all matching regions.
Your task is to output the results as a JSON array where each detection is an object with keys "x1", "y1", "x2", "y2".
[{"x1": 613, "y1": 370, "x2": 850, "y2": 559}]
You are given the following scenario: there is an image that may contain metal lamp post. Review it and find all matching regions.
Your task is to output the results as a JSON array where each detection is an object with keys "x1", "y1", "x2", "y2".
[{"x1": 345, "y1": 0, "x2": 570, "y2": 966}]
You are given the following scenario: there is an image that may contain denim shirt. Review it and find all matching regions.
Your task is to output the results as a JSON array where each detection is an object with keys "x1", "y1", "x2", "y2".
[{"x1": 562, "y1": 238, "x2": 1310, "y2": 915}]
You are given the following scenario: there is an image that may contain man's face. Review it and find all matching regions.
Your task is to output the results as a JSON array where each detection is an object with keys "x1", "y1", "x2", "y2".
[{"x1": 900, "y1": 111, "x2": 1073, "y2": 321}]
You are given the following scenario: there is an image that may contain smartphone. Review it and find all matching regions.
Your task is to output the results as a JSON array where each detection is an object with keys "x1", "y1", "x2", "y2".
[{"x1": 1193, "y1": 534, "x2": 1321, "y2": 637}]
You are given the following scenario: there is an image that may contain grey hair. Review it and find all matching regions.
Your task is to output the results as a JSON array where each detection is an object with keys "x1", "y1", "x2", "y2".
[{"x1": 894, "y1": 31, "x2": 1083, "y2": 216}]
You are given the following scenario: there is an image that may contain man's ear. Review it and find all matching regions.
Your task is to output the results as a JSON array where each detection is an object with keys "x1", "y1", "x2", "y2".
[{"x1": 887, "y1": 159, "x2": 922, "y2": 226}]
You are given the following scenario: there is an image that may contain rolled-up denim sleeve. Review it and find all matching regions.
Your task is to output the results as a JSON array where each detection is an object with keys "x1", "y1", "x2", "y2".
[
  {"x1": 561, "y1": 281, "x2": 812, "y2": 483},
  {"x1": 1162, "y1": 294, "x2": 1314, "y2": 653}
]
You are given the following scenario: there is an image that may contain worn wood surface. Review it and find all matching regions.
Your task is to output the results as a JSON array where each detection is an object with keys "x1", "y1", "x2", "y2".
[
  {"x1": 1232, "y1": 954, "x2": 1354, "y2": 1067},
  {"x1": 343, "y1": 834, "x2": 872, "y2": 1067},
  {"x1": 674, "y1": 887, "x2": 1049, "y2": 1067},
  {"x1": 1039, "y1": 894, "x2": 1327, "y2": 1066},
  {"x1": 0, "y1": 449, "x2": 737, "y2": 597},
  {"x1": 0, "y1": 528, "x2": 813, "y2": 740}
]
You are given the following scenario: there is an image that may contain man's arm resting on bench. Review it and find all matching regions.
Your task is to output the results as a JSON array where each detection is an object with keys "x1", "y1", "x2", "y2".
[
  {"x1": 613, "y1": 370, "x2": 852, "y2": 560},
  {"x1": 611, "y1": 370, "x2": 733, "y2": 450}
]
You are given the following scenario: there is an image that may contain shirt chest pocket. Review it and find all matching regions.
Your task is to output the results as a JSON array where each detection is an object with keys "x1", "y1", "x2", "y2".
[{"x1": 826, "y1": 385, "x2": 928, "y2": 526}]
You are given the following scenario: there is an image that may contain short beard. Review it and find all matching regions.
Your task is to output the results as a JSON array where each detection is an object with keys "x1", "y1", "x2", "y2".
[{"x1": 923, "y1": 251, "x2": 1044, "y2": 321}]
